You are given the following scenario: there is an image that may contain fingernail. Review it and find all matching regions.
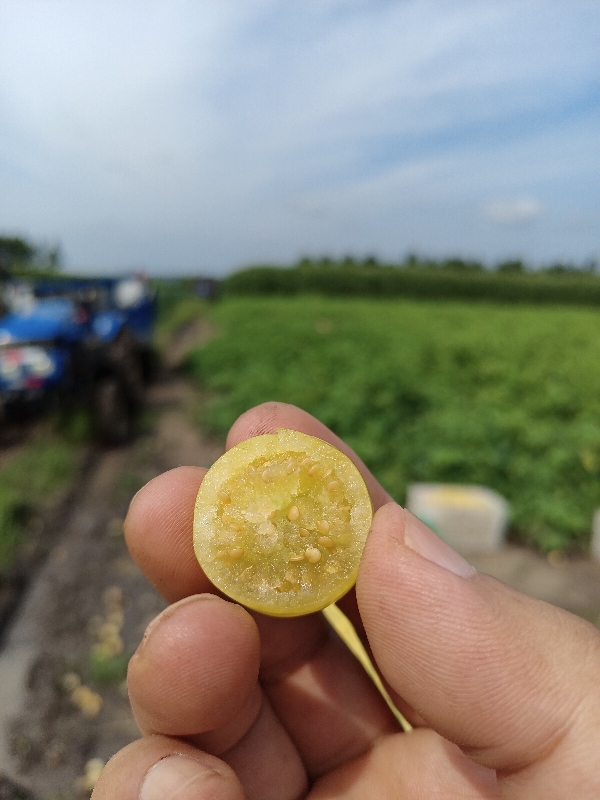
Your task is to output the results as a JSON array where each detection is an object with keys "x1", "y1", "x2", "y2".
[
  {"x1": 136, "y1": 594, "x2": 218, "y2": 655},
  {"x1": 140, "y1": 755, "x2": 223, "y2": 800},
  {"x1": 403, "y1": 509, "x2": 475, "y2": 578}
]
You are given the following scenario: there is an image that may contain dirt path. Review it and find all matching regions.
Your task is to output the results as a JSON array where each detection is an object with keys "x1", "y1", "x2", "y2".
[
  {"x1": 0, "y1": 373, "x2": 223, "y2": 799},
  {"x1": 0, "y1": 364, "x2": 599, "y2": 798}
]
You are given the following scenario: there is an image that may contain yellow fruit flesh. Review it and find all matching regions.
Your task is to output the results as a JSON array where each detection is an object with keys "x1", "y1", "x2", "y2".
[{"x1": 193, "y1": 429, "x2": 373, "y2": 616}]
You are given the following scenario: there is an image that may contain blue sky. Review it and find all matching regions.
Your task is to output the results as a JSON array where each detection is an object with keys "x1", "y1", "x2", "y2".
[{"x1": 0, "y1": 0, "x2": 598, "y2": 276}]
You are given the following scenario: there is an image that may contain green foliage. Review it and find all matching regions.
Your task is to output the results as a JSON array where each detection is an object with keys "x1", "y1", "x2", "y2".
[
  {"x1": 0, "y1": 236, "x2": 36, "y2": 265},
  {"x1": 441, "y1": 257, "x2": 485, "y2": 272},
  {"x1": 222, "y1": 260, "x2": 600, "y2": 306},
  {"x1": 186, "y1": 296, "x2": 600, "y2": 552},
  {"x1": 88, "y1": 649, "x2": 130, "y2": 684},
  {"x1": 0, "y1": 485, "x2": 29, "y2": 573},
  {"x1": 150, "y1": 278, "x2": 208, "y2": 350},
  {"x1": 496, "y1": 259, "x2": 525, "y2": 274},
  {"x1": 0, "y1": 435, "x2": 77, "y2": 573},
  {"x1": 115, "y1": 471, "x2": 148, "y2": 503},
  {"x1": 0, "y1": 234, "x2": 61, "y2": 273},
  {"x1": 57, "y1": 408, "x2": 93, "y2": 443},
  {"x1": 155, "y1": 295, "x2": 207, "y2": 349},
  {"x1": 152, "y1": 277, "x2": 195, "y2": 313}
]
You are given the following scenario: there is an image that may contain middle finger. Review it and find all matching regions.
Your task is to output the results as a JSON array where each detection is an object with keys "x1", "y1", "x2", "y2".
[
  {"x1": 128, "y1": 594, "x2": 307, "y2": 800},
  {"x1": 128, "y1": 590, "x2": 399, "y2": 781}
]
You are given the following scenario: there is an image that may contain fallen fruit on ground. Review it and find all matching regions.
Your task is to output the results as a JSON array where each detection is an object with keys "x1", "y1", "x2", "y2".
[{"x1": 193, "y1": 429, "x2": 373, "y2": 616}]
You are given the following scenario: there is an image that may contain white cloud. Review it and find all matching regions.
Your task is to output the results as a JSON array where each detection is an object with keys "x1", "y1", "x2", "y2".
[
  {"x1": 0, "y1": 0, "x2": 598, "y2": 273},
  {"x1": 482, "y1": 198, "x2": 542, "y2": 226}
]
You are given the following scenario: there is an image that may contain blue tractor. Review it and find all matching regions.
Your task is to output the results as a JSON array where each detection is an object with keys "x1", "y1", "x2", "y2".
[{"x1": 0, "y1": 276, "x2": 156, "y2": 444}]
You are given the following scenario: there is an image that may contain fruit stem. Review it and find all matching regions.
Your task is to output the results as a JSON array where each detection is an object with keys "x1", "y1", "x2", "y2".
[{"x1": 322, "y1": 603, "x2": 413, "y2": 733}]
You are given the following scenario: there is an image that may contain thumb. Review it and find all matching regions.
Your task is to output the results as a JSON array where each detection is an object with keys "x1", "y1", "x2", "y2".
[{"x1": 356, "y1": 502, "x2": 600, "y2": 797}]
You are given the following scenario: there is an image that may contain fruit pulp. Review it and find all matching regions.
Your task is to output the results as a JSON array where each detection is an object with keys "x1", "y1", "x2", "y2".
[{"x1": 193, "y1": 429, "x2": 373, "y2": 616}]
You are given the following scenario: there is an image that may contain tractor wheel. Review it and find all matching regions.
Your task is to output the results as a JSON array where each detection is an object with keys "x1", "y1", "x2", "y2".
[{"x1": 92, "y1": 375, "x2": 133, "y2": 445}]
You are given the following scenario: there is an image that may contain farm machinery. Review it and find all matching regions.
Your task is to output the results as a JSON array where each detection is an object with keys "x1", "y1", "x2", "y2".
[{"x1": 0, "y1": 276, "x2": 156, "y2": 444}]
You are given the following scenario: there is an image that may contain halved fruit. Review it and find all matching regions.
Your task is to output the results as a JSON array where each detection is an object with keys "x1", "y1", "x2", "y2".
[{"x1": 193, "y1": 429, "x2": 373, "y2": 616}]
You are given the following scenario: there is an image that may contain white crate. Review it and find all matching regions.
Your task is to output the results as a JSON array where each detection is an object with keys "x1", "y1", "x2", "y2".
[{"x1": 406, "y1": 483, "x2": 510, "y2": 555}]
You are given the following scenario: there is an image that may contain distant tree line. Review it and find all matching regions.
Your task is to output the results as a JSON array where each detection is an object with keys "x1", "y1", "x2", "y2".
[
  {"x1": 292, "y1": 253, "x2": 598, "y2": 275},
  {"x1": 0, "y1": 234, "x2": 62, "y2": 275},
  {"x1": 223, "y1": 254, "x2": 600, "y2": 306}
]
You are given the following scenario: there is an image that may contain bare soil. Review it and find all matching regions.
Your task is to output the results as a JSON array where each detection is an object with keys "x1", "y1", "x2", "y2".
[
  {"x1": 0, "y1": 362, "x2": 599, "y2": 799},
  {"x1": 0, "y1": 372, "x2": 223, "y2": 800}
]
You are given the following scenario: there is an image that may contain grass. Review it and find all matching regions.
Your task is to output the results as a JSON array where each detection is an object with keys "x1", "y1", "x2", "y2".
[
  {"x1": 153, "y1": 285, "x2": 208, "y2": 352},
  {"x1": 185, "y1": 295, "x2": 600, "y2": 552},
  {"x1": 87, "y1": 649, "x2": 130, "y2": 685},
  {"x1": 0, "y1": 429, "x2": 79, "y2": 573}
]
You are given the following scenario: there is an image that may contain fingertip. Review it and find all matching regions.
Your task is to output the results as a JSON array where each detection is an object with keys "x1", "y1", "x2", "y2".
[
  {"x1": 92, "y1": 736, "x2": 244, "y2": 800},
  {"x1": 362, "y1": 502, "x2": 476, "y2": 579},
  {"x1": 226, "y1": 401, "x2": 337, "y2": 451},
  {"x1": 226, "y1": 402, "x2": 393, "y2": 509},
  {"x1": 226, "y1": 401, "x2": 294, "y2": 448},
  {"x1": 124, "y1": 466, "x2": 210, "y2": 602},
  {"x1": 140, "y1": 753, "x2": 244, "y2": 800},
  {"x1": 125, "y1": 466, "x2": 206, "y2": 532},
  {"x1": 365, "y1": 501, "x2": 407, "y2": 545},
  {"x1": 128, "y1": 595, "x2": 260, "y2": 737}
]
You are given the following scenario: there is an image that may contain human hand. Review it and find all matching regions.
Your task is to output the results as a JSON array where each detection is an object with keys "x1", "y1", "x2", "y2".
[{"x1": 93, "y1": 403, "x2": 600, "y2": 800}]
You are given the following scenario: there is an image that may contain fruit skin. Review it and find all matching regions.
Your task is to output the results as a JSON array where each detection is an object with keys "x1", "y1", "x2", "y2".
[{"x1": 193, "y1": 429, "x2": 373, "y2": 617}]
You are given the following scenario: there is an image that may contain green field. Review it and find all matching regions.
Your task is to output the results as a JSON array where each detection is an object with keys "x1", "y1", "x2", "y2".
[
  {"x1": 186, "y1": 296, "x2": 600, "y2": 552},
  {"x1": 0, "y1": 431, "x2": 78, "y2": 573}
]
